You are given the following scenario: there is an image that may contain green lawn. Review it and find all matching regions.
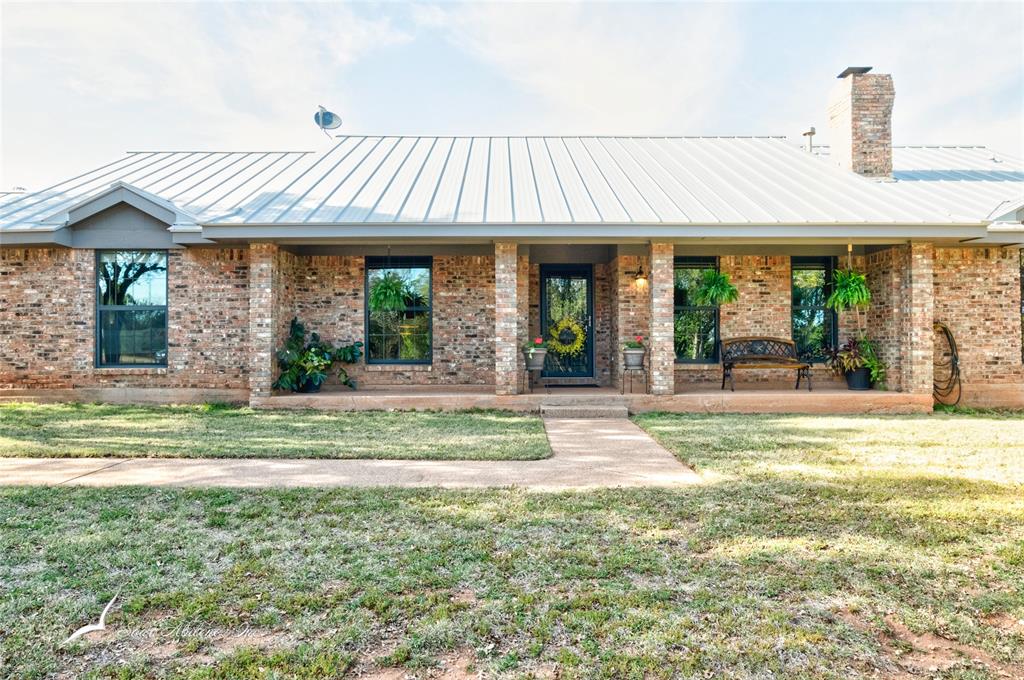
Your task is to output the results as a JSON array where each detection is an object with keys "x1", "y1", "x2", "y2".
[
  {"x1": 0, "y1": 403, "x2": 550, "y2": 460},
  {"x1": 1, "y1": 412, "x2": 1022, "y2": 678}
]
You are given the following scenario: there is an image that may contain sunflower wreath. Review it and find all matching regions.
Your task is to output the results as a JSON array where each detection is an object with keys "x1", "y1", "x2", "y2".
[{"x1": 548, "y1": 317, "x2": 586, "y2": 357}]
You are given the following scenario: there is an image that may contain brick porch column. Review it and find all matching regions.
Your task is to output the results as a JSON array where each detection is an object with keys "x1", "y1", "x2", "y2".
[
  {"x1": 649, "y1": 242, "x2": 675, "y2": 395},
  {"x1": 248, "y1": 243, "x2": 279, "y2": 405},
  {"x1": 494, "y1": 242, "x2": 520, "y2": 395},
  {"x1": 901, "y1": 241, "x2": 934, "y2": 394}
]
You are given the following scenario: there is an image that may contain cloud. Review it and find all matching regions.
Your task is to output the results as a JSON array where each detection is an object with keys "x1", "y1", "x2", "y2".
[
  {"x1": 754, "y1": 2, "x2": 1024, "y2": 156},
  {"x1": 416, "y1": 2, "x2": 743, "y2": 133},
  {"x1": 1, "y1": 2, "x2": 410, "y2": 186},
  {"x1": 2, "y1": 1, "x2": 1020, "y2": 188}
]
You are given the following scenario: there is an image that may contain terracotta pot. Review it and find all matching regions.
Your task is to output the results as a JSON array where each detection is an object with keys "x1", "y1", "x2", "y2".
[
  {"x1": 623, "y1": 347, "x2": 645, "y2": 369},
  {"x1": 523, "y1": 348, "x2": 547, "y2": 371}
]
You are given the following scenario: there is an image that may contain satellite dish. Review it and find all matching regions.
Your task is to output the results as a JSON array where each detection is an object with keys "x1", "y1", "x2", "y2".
[{"x1": 314, "y1": 105, "x2": 342, "y2": 137}]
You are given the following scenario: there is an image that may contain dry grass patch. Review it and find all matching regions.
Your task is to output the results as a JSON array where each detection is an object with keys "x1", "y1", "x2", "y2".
[{"x1": 2, "y1": 411, "x2": 1022, "y2": 678}]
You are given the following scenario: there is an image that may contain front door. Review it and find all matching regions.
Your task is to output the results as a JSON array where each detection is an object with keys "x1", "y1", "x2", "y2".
[{"x1": 540, "y1": 264, "x2": 594, "y2": 378}]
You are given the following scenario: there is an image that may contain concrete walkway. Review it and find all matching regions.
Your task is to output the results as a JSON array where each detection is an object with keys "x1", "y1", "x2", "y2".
[{"x1": 0, "y1": 419, "x2": 699, "y2": 490}]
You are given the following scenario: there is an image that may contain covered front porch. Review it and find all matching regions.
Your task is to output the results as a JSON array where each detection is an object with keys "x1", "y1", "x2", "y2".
[{"x1": 247, "y1": 238, "x2": 940, "y2": 413}]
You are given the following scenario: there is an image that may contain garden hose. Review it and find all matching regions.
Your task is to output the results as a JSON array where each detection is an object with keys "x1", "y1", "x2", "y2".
[{"x1": 933, "y1": 321, "x2": 962, "y2": 406}]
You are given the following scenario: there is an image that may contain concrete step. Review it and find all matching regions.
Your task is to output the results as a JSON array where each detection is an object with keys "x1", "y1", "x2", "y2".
[{"x1": 540, "y1": 404, "x2": 630, "y2": 419}]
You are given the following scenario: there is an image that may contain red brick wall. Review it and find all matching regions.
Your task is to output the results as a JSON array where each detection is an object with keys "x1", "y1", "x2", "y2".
[
  {"x1": 0, "y1": 248, "x2": 92, "y2": 389},
  {"x1": 0, "y1": 247, "x2": 250, "y2": 390},
  {"x1": 719, "y1": 255, "x2": 792, "y2": 337},
  {"x1": 934, "y1": 247, "x2": 1023, "y2": 390},
  {"x1": 674, "y1": 255, "x2": 844, "y2": 388},
  {"x1": 863, "y1": 247, "x2": 906, "y2": 391},
  {"x1": 282, "y1": 254, "x2": 495, "y2": 387},
  {"x1": 610, "y1": 255, "x2": 651, "y2": 390},
  {"x1": 4, "y1": 245, "x2": 1021, "y2": 402}
]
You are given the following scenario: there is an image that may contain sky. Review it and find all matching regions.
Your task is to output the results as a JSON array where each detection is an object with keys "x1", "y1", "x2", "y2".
[{"x1": 1, "y1": 1, "x2": 1022, "y2": 190}]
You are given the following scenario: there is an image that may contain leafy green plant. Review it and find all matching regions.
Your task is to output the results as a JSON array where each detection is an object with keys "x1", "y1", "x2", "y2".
[
  {"x1": 825, "y1": 338, "x2": 866, "y2": 375},
  {"x1": 693, "y1": 270, "x2": 739, "y2": 306},
  {"x1": 826, "y1": 336, "x2": 887, "y2": 386},
  {"x1": 824, "y1": 268, "x2": 886, "y2": 389},
  {"x1": 827, "y1": 269, "x2": 872, "y2": 315},
  {"x1": 858, "y1": 336, "x2": 887, "y2": 386},
  {"x1": 522, "y1": 336, "x2": 548, "y2": 352},
  {"x1": 273, "y1": 318, "x2": 363, "y2": 392}
]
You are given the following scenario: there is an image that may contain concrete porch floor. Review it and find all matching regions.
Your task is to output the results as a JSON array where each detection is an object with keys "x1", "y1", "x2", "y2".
[{"x1": 260, "y1": 383, "x2": 933, "y2": 414}]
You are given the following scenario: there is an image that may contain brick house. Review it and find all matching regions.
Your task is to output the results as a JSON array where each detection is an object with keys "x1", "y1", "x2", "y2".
[{"x1": 2, "y1": 68, "x2": 1022, "y2": 411}]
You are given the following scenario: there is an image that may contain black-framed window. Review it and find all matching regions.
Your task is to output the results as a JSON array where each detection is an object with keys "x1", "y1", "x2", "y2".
[
  {"x1": 365, "y1": 256, "x2": 432, "y2": 364},
  {"x1": 674, "y1": 257, "x2": 719, "y2": 363},
  {"x1": 96, "y1": 250, "x2": 168, "y2": 367},
  {"x1": 791, "y1": 256, "x2": 838, "y2": 362}
]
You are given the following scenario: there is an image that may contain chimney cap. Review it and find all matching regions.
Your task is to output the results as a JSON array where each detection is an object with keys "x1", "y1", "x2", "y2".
[{"x1": 837, "y1": 66, "x2": 873, "y2": 79}]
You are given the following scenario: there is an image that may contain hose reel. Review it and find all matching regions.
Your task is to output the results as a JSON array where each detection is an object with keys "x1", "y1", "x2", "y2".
[{"x1": 933, "y1": 321, "x2": 961, "y2": 406}]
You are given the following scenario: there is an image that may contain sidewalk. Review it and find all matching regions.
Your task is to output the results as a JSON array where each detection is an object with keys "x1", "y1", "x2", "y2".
[{"x1": 0, "y1": 419, "x2": 700, "y2": 490}]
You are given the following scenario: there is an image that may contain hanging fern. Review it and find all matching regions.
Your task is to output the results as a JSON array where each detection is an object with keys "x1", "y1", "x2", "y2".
[
  {"x1": 693, "y1": 270, "x2": 739, "y2": 307},
  {"x1": 826, "y1": 269, "x2": 872, "y2": 312}
]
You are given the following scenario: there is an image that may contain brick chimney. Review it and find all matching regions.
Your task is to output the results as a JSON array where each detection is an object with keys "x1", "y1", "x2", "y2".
[{"x1": 827, "y1": 67, "x2": 895, "y2": 178}]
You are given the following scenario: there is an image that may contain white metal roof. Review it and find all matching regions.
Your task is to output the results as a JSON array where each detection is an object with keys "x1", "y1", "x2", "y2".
[
  {"x1": 2, "y1": 137, "x2": 1019, "y2": 236},
  {"x1": 818, "y1": 145, "x2": 1023, "y2": 223}
]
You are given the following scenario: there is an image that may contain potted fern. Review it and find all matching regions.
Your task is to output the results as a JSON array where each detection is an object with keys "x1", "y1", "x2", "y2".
[{"x1": 825, "y1": 268, "x2": 886, "y2": 389}]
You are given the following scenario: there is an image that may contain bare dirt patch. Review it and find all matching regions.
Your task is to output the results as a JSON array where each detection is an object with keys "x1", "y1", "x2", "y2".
[
  {"x1": 983, "y1": 612, "x2": 1024, "y2": 635},
  {"x1": 836, "y1": 609, "x2": 1019, "y2": 678},
  {"x1": 358, "y1": 650, "x2": 479, "y2": 679},
  {"x1": 73, "y1": 618, "x2": 293, "y2": 667},
  {"x1": 450, "y1": 589, "x2": 478, "y2": 606}
]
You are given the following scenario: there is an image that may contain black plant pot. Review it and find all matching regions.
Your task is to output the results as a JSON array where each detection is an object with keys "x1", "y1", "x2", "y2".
[
  {"x1": 297, "y1": 380, "x2": 322, "y2": 394},
  {"x1": 844, "y1": 367, "x2": 872, "y2": 391}
]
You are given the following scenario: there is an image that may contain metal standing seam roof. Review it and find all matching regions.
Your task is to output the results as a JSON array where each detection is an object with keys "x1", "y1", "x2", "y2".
[
  {"x1": 2, "y1": 137, "x2": 1019, "y2": 234},
  {"x1": 820, "y1": 145, "x2": 1024, "y2": 222}
]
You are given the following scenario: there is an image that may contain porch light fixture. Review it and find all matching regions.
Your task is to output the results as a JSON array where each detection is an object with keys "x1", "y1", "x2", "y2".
[{"x1": 629, "y1": 265, "x2": 648, "y2": 288}]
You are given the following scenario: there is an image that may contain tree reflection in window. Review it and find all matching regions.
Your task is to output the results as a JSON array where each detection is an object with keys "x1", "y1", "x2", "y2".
[
  {"x1": 791, "y1": 257, "x2": 837, "y2": 361},
  {"x1": 366, "y1": 257, "x2": 432, "y2": 363},
  {"x1": 674, "y1": 258, "x2": 719, "y2": 363},
  {"x1": 96, "y1": 251, "x2": 168, "y2": 366}
]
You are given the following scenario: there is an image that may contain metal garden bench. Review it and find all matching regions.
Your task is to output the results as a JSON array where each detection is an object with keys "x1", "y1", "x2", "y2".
[{"x1": 720, "y1": 336, "x2": 812, "y2": 391}]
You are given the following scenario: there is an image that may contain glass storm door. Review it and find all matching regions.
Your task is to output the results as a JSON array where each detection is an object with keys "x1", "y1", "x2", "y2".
[{"x1": 540, "y1": 264, "x2": 594, "y2": 378}]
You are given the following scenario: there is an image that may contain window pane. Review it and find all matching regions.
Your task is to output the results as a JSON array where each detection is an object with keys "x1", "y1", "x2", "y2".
[
  {"x1": 98, "y1": 309, "x2": 167, "y2": 366},
  {"x1": 398, "y1": 312, "x2": 431, "y2": 360},
  {"x1": 367, "y1": 264, "x2": 431, "y2": 362},
  {"x1": 674, "y1": 309, "x2": 716, "y2": 361},
  {"x1": 792, "y1": 268, "x2": 826, "y2": 307},
  {"x1": 98, "y1": 251, "x2": 167, "y2": 306},
  {"x1": 792, "y1": 307, "x2": 829, "y2": 360},
  {"x1": 674, "y1": 266, "x2": 713, "y2": 307}
]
